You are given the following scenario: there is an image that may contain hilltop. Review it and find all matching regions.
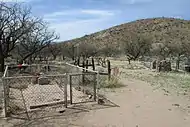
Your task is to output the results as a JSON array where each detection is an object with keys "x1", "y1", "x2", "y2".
[{"x1": 63, "y1": 17, "x2": 190, "y2": 50}]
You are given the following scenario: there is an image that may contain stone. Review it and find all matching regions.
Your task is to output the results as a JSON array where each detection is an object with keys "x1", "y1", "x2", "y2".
[
  {"x1": 172, "y1": 104, "x2": 180, "y2": 107},
  {"x1": 184, "y1": 59, "x2": 190, "y2": 72},
  {"x1": 157, "y1": 60, "x2": 172, "y2": 72},
  {"x1": 38, "y1": 77, "x2": 50, "y2": 85},
  {"x1": 98, "y1": 98, "x2": 105, "y2": 104},
  {"x1": 151, "y1": 60, "x2": 157, "y2": 69}
]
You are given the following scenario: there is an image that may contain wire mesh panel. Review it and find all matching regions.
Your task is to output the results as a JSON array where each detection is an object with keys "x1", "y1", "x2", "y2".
[
  {"x1": 69, "y1": 73, "x2": 97, "y2": 104},
  {"x1": 7, "y1": 64, "x2": 70, "y2": 77},
  {"x1": 2, "y1": 62, "x2": 119, "y2": 120},
  {"x1": 2, "y1": 74, "x2": 67, "y2": 120}
]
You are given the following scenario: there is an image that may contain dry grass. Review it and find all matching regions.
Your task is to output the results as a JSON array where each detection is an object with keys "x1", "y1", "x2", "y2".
[
  {"x1": 111, "y1": 60, "x2": 190, "y2": 96},
  {"x1": 99, "y1": 76, "x2": 124, "y2": 89}
]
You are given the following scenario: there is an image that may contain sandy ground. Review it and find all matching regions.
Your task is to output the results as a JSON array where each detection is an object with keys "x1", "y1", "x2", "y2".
[
  {"x1": 71, "y1": 78, "x2": 190, "y2": 127},
  {"x1": 1, "y1": 61, "x2": 190, "y2": 126},
  {"x1": 1, "y1": 77, "x2": 190, "y2": 127}
]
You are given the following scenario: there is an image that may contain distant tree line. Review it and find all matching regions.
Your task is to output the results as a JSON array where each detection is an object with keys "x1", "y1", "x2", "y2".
[{"x1": 43, "y1": 28, "x2": 190, "y2": 71}]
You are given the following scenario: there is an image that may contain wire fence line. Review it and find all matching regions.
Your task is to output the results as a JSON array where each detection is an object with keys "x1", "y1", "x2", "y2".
[{"x1": 1, "y1": 62, "x2": 102, "y2": 120}]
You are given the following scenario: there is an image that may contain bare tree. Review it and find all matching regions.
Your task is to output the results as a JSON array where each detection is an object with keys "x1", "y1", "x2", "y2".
[
  {"x1": 122, "y1": 33, "x2": 151, "y2": 64},
  {"x1": 16, "y1": 22, "x2": 58, "y2": 63},
  {"x1": 0, "y1": 2, "x2": 43, "y2": 71},
  {"x1": 61, "y1": 42, "x2": 76, "y2": 60},
  {"x1": 47, "y1": 43, "x2": 61, "y2": 60},
  {"x1": 77, "y1": 42, "x2": 97, "y2": 59}
]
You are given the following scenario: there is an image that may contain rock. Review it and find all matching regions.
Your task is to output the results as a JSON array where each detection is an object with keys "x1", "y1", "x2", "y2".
[
  {"x1": 151, "y1": 60, "x2": 157, "y2": 69},
  {"x1": 172, "y1": 104, "x2": 180, "y2": 107},
  {"x1": 85, "y1": 89, "x2": 91, "y2": 95},
  {"x1": 32, "y1": 77, "x2": 38, "y2": 84},
  {"x1": 98, "y1": 98, "x2": 105, "y2": 104},
  {"x1": 184, "y1": 59, "x2": 190, "y2": 72},
  {"x1": 59, "y1": 109, "x2": 65, "y2": 113},
  {"x1": 158, "y1": 60, "x2": 172, "y2": 72},
  {"x1": 38, "y1": 77, "x2": 50, "y2": 85},
  {"x1": 75, "y1": 86, "x2": 81, "y2": 91},
  {"x1": 185, "y1": 65, "x2": 190, "y2": 72}
]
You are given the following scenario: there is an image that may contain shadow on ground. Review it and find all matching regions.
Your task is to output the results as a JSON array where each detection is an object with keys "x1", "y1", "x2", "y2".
[{"x1": 1, "y1": 99, "x2": 119, "y2": 127}]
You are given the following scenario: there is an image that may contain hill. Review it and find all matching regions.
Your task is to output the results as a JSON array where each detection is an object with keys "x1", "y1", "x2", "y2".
[
  {"x1": 64, "y1": 17, "x2": 190, "y2": 48},
  {"x1": 59, "y1": 17, "x2": 190, "y2": 61}
]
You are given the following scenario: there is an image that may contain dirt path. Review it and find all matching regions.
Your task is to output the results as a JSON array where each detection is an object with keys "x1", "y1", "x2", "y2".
[
  {"x1": 1, "y1": 78, "x2": 190, "y2": 127},
  {"x1": 71, "y1": 78, "x2": 190, "y2": 127}
]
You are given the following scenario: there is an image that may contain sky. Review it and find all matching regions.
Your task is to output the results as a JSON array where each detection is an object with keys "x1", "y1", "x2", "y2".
[{"x1": 1, "y1": 0, "x2": 190, "y2": 41}]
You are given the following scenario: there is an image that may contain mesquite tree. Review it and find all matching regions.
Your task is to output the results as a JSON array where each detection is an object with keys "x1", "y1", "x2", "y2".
[
  {"x1": 122, "y1": 33, "x2": 151, "y2": 64},
  {"x1": 0, "y1": 2, "x2": 58, "y2": 71},
  {"x1": 16, "y1": 23, "x2": 58, "y2": 63}
]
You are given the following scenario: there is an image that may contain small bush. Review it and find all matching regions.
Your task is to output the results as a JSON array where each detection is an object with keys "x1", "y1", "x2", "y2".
[{"x1": 100, "y1": 76, "x2": 124, "y2": 88}]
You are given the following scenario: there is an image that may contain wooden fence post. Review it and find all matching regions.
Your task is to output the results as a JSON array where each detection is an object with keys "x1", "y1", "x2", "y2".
[
  {"x1": 82, "y1": 60, "x2": 85, "y2": 86},
  {"x1": 92, "y1": 58, "x2": 95, "y2": 71},
  {"x1": 86, "y1": 60, "x2": 88, "y2": 72},
  {"x1": 77, "y1": 57, "x2": 80, "y2": 66},
  {"x1": 107, "y1": 60, "x2": 111, "y2": 80}
]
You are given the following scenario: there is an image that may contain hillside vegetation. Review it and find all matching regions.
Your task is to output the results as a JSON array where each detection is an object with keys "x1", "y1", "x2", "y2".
[
  {"x1": 35, "y1": 17, "x2": 190, "y2": 69},
  {"x1": 65, "y1": 17, "x2": 190, "y2": 48},
  {"x1": 56, "y1": 18, "x2": 190, "y2": 64}
]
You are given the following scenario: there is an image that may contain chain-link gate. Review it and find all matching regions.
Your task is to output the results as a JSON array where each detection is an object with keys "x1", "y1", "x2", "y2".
[{"x1": 68, "y1": 72, "x2": 97, "y2": 104}]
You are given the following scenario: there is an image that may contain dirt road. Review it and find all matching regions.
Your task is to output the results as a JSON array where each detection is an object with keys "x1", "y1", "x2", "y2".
[
  {"x1": 1, "y1": 78, "x2": 190, "y2": 127},
  {"x1": 72, "y1": 78, "x2": 190, "y2": 127}
]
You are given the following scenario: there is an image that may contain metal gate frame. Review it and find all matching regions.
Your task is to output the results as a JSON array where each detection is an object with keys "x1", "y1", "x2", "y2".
[{"x1": 68, "y1": 72, "x2": 98, "y2": 104}]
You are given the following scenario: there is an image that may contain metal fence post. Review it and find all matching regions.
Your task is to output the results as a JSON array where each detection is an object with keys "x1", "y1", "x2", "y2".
[
  {"x1": 69, "y1": 75, "x2": 73, "y2": 104},
  {"x1": 93, "y1": 73, "x2": 97, "y2": 101},
  {"x1": 2, "y1": 78, "x2": 8, "y2": 117},
  {"x1": 65, "y1": 74, "x2": 68, "y2": 108},
  {"x1": 96, "y1": 72, "x2": 100, "y2": 102}
]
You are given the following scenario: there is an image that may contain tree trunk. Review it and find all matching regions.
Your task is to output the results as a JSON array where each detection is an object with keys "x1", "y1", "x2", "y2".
[
  {"x1": 53, "y1": 55, "x2": 56, "y2": 60},
  {"x1": 72, "y1": 56, "x2": 75, "y2": 60},
  {"x1": 62, "y1": 55, "x2": 65, "y2": 60},
  {"x1": 175, "y1": 54, "x2": 180, "y2": 70},
  {"x1": 29, "y1": 56, "x2": 32, "y2": 64},
  {"x1": 0, "y1": 55, "x2": 5, "y2": 72},
  {"x1": 156, "y1": 56, "x2": 161, "y2": 72},
  {"x1": 128, "y1": 59, "x2": 131, "y2": 64}
]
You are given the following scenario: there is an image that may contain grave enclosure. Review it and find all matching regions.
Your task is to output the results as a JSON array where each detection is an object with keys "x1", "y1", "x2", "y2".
[{"x1": 2, "y1": 63, "x2": 101, "y2": 120}]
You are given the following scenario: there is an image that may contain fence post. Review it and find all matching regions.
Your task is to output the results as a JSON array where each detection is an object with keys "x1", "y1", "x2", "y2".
[
  {"x1": 77, "y1": 57, "x2": 80, "y2": 66},
  {"x1": 96, "y1": 72, "x2": 100, "y2": 103},
  {"x1": 92, "y1": 58, "x2": 95, "y2": 71},
  {"x1": 107, "y1": 60, "x2": 111, "y2": 80},
  {"x1": 82, "y1": 60, "x2": 85, "y2": 85},
  {"x1": 93, "y1": 73, "x2": 97, "y2": 101},
  {"x1": 86, "y1": 60, "x2": 88, "y2": 72},
  {"x1": 65, "y1": 75, "x2": 68, "y2": 108},
  {"x1": 2, "y1": 78, "x2": 8, "y2": 117},
  {"x1": 69, "y1": 75, "x2": 73, "y2": 105}
]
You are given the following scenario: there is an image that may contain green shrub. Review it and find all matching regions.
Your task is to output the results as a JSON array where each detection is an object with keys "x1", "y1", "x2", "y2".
[{"x1": 100, "y1": 76, "x2": 124, "y2": 88}]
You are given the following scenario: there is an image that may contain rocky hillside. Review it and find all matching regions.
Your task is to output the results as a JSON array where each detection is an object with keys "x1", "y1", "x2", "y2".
[{"x1": 63, "y1": 17, "x2": 190, "y2": 51}]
